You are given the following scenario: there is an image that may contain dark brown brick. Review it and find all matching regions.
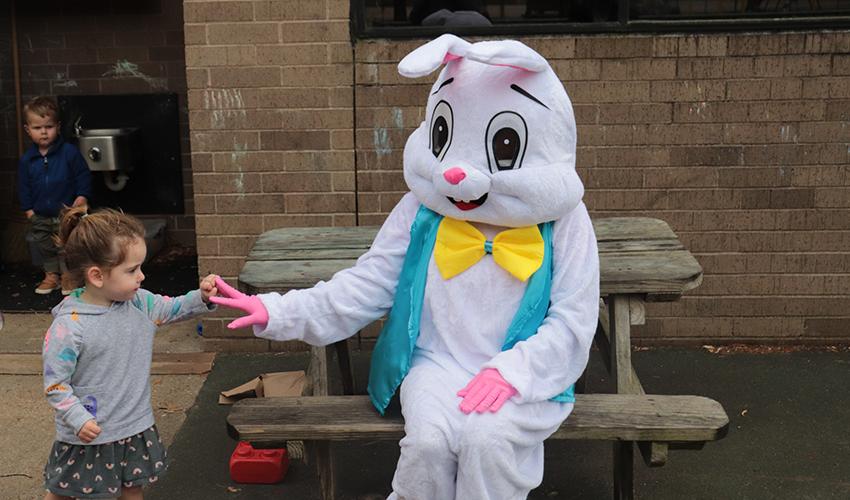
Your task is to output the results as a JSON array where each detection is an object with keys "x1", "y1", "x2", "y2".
[
  {"x1": 260, "y1": 131, "x2": 331, "y2": 151},
  {"x1": 284, "y1": 193, "x2": 356, "y2": 213},
  {"x1": 262, "y1": 173, "x2": 334, "y2": 192}
]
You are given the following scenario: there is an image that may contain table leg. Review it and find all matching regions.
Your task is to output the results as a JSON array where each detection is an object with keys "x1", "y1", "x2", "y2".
[
  {"x1": 308, "y1": 345, "x2": 337, "y2": 499},
  {"x1": 608, "y1": 295, "x2": 635, "y2": 394},
  {"x1": 334, "y1": 340, "x2": 356, "y2": 395},
  {"x1": 307, "y1": 440, "x2": 336, "y2": 500},
  {"x1": 309, "y1": 345, "x2": 331, "y2": 397},
  {"x1": 613, "y1": 441, "x2": 635, "y2": 500},
  {"x1": 607, "y1": 294, "x2": 641, "y2": 499}
]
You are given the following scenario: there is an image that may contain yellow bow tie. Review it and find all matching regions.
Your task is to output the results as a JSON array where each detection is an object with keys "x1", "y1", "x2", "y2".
[{"x1": 434, "y1": 217, "x2": 544, "y2": 282}]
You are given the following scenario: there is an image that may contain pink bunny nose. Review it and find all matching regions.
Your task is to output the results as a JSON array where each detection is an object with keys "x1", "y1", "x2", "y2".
[{"x1": 443, "y1": 167, "x2": 466, "y2": 185}]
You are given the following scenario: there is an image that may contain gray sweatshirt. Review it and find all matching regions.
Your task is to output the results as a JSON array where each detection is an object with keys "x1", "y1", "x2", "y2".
[{"x1": 43, "y1": 288, "x2": 212, "y2": 444}]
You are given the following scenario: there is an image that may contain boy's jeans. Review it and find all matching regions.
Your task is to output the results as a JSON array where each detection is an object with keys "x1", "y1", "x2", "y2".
[{"x1": 30, "y1": 214, "x2": 64, "y2": 274}]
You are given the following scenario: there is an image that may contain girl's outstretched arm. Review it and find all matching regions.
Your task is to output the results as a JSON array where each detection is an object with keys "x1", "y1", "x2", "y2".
[{"x1": 130, "y1": 286, "x2": 215, "y2": 327}]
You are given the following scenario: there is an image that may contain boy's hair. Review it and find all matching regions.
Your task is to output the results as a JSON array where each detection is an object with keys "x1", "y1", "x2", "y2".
[
  {"x1": 23, "y1": 96, "x2": 59, "y2": 123},
  {"x1": 57, "y1": 206, "x2": 146, "y2": 284}
]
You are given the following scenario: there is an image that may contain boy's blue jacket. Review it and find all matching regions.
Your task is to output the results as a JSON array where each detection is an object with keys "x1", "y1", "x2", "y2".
[{"x1": 18, "y1": 136, "x2": 92, "y2": 217}]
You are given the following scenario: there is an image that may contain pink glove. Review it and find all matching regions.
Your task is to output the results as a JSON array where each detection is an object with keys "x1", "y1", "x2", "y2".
[
  {"x1": 457, "y1": 368, "x2": 518, "y2": 414},
  {"x1": 209, "y1": 277, "x2": 269, "y2": 330}
]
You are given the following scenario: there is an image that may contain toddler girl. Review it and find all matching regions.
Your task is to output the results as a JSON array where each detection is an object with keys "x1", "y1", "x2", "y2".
[{"x1": 42, "y1": 206, "x2": 217, "y2": 500}]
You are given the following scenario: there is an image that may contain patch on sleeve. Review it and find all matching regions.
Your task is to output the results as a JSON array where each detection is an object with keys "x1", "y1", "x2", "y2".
[
  {"x1": 56, "y1": 397, "x2": 75, "y2": 410},
  {"x1": 58, "y1": 348, "x2": 77, "y2": 363},
  {"x1": 46, "y1": 383, "x2": 70, "y2": 395},
  {"x1": 53, "y1": 323, "x2": 69, "y2": 340},
  {"x1": 170, "y1": 298, "x2": 183, "y2": 317}
]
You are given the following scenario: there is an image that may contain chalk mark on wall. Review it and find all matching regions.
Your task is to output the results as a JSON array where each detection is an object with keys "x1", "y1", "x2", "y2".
[
  {"x1": 373, "y1": 128, "x2": 390, "y2": 156},
  {"x1": 102, "y1": 60, "x2": 167, "y2": 90},
  {"x1": 231, "y1": 138, "x2": 248, "y2": 199},
  {"x1": 205, "y1": 89, "x2": 247, "y2": 130}
]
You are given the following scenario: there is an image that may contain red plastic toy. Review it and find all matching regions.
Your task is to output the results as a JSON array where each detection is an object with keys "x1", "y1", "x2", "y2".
[{"x1": 229, "y1": 441, "x2": 289, "y2": 484}]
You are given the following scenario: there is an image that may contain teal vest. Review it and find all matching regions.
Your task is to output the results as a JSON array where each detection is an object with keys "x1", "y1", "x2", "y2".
[{"x1": 366, "y1": 205, "x2": 575, "y2": 415}]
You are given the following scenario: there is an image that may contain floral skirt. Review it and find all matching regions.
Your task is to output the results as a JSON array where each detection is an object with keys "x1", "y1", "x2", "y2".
[{"x1": 44, "y1": 425, "x2": 167, "y2": 499}]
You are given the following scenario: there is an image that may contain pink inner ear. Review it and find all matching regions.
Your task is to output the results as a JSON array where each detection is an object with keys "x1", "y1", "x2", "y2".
[
  {"x1": 443, "y1": 53, "x2": 463, "y2": 63},
  {"x1": 492, "y1": 63, "x2": 535, "y2": 72}
]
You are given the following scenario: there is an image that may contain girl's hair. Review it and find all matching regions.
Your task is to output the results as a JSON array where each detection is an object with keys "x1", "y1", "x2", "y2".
[{"x1": 57, "y1": 206, "x2": 146, "y2": 284}]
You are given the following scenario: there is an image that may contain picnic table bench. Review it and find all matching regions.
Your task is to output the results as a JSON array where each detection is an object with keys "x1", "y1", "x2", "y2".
[{"x1": 227, "y1": 217, "x2": 729, "y2": 499}]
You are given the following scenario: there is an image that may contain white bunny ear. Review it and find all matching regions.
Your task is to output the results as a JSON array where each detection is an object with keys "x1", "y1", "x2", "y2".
[
  {"x1": 464, "y1": 40, "x2": 548, "y2": 73},
  {"x1": 398, "y1": 34, "x2": 472, "y2": 78}
]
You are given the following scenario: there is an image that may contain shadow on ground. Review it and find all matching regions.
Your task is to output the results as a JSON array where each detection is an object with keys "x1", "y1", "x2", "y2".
[
  {"x1": 0, "y1": 248, "x2": 198, "y2": 312},
  {"x1": 149, "y1": 348, "x2": 850, "y2": 500}
]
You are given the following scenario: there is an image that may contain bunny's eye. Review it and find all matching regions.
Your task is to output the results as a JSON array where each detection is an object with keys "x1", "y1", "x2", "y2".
[
  {"x1": 486, "y1": 112, "x2": 527, "y2": 173},
  {"x1": 430, "y1": 100, "x2": 453, "y2": 160}
]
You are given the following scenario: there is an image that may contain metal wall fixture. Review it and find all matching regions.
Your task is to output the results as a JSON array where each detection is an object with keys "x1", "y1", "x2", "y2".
[{"x1": 75, "y1": 120, "x2": 141, "y2": 191}]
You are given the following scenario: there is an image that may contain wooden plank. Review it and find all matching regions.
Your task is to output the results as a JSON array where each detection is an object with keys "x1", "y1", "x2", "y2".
[
  {"x1": 309, "y1": 346, "x2": 331, "y2": 397},
  {"x1": 608, "y1": 295, "x2": 637, "y2": 395},
  {"x1": 227, "y1": 394, "x2": 729, "y2": 445},
  {"x1": 247, "y1": 218, "x2": 683, "y2": 255},
  {"x1": 309, "y1": 441, "x2": 335, "y2": 500},
  {"x1": 597, "y1": 302, "x2": 645, "y2": 395},
  {"x1": 592, "y1": 217, "x2": 675, "y2": 242},
  {"x1": 0, "y1": 352, "x2": 216, "y2": 375},
  {"x1": 248, "y1": 223, "x2": 684, "y2": 256},
  {"x1": 599, "y1": 251, "x2": 703, "y2": 297},
  {"x1": 240, "y1": 260, "x2": 357, "y2": 294},
  {"x1": 629, "y1": 298, "x2": 646, "y2": 325},
  {"x1": 247, "y1": 220, "x2": 685, "y2": 254},
  {"x1": 238, "y1": 218, "x2": 703, "y2": 298},
  {"x1": 598, "y1": 239, "x2": 683, "y2": 253},
  {"x1": 240, "y1": 250, "x2": 703, "y2": 298},
  {"x1": 638, "y1": 442, "x2": 669, "y2": 467},
  {"x1": 248, "y1": 227, "x2": 377, "y2": 256}
]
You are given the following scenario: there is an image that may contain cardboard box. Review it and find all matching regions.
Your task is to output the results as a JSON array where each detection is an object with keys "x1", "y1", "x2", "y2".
[{"x1": 219, "y1": 371, "x2": 306, "y2": 405}]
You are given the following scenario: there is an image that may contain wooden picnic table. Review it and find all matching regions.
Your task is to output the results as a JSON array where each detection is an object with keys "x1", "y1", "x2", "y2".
[
  {"x1": 237, "y1": 216, "x2": 708, "y2": 499},
  {"x1": 239, "y1": 217, "x2": 702, "y2": 393}
]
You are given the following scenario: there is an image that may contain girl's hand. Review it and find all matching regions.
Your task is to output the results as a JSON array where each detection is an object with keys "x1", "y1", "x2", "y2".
[
  {"x1": 78, "y1": 419, "x2": 101, "y2": 443},
  {"x1": 209, "y1": 277, "x2": 269, "y2": 329},
  {"x1": 200, "y1": 274, "x2": 218, "y2": 303}
]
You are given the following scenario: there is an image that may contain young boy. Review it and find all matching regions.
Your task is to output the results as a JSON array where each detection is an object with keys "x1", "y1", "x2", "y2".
[{"x1": 17, "y1": 96, "x2": 91, "y2": 295}]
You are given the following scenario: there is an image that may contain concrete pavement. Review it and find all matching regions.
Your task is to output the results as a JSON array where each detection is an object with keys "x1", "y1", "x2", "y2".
[
  {"x1": 2, "y1": 311, "x2": 848, "y2": 499},
  {"x1": 0, "y1": 312, "x2": 208, "y2": 500},
  {"x1": 150, "y1": 347, "x2": 850, "y2": 500}
]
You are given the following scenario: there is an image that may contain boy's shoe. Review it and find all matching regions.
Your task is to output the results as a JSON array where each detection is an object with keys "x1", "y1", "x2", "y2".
[
  {"x1": 35, "y1": 273, "x2": 61, "y2": 294},
  {"x1": 61, "y1": 273, "x2": 76, "y2": 296}
]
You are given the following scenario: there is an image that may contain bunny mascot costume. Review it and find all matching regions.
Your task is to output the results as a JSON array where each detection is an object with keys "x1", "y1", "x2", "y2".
[{"x1": 212, "y1": 34, "x2": 599, "y2": 500}]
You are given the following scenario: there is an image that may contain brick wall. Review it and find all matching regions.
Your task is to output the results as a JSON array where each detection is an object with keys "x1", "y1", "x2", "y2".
[
  {"x1": 1, "y1": 0, "x2": 195, "y2": 261},
  {"x1": 354, "y1": 32, "x2": 850, "y2": 346},
  {"x1": 184, "y1": 1, "x2": 850, "y2": 349},
  {"x1": 184, "y1": 0, "x2": 354, "y2": 351}
]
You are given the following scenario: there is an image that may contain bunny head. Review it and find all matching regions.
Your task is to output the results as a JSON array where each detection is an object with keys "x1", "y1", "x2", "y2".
[{"x1": 399, "y1": 34, "x2": 584, "y2": 228}]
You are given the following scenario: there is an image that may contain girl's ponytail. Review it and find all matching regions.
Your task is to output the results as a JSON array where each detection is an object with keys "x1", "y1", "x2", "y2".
[{"x1": 56, "y1": 205, "x2": 88, "y2": 247}]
